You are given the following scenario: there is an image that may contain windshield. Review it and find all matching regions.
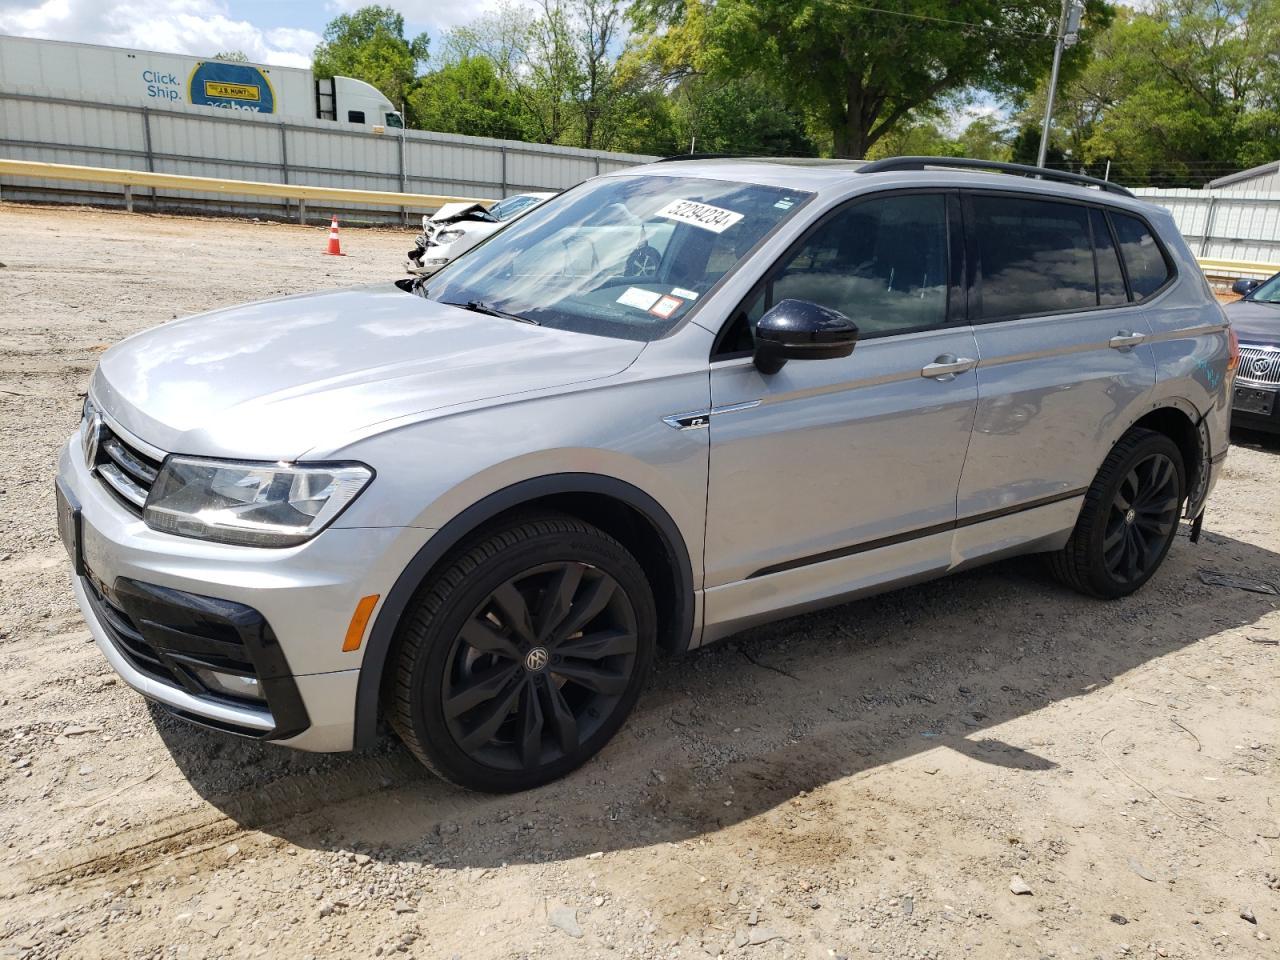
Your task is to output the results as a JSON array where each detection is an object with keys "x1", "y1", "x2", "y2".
[
  {"x1": 421, "y1": 174, "x2": 811, "y2": 340},
  {"x1": 1248, "y1": 273, "x2": 1280, "y2": 303},
  {"x1": 490, "y1": 195, "x2": 541, "y2": 221}
]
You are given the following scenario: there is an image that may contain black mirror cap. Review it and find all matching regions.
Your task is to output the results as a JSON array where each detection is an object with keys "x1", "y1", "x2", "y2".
[
  {"x1": 754, "y1": 299, "x2": 859, "y2": 374},
  {"x1": 1232, "y1": 277, "x2": 1261, "y2": 296}
]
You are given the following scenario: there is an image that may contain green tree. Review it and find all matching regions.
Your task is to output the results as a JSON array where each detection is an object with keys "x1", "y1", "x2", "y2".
[
  {"x1": 865, "y1": 111, "x2": 1011, "y2": 162},
  {"x1": 313, "y1": 5, "x2": 429, "y2": 114},
  {"x1": 633, "y1": 0, "x2": 1112, "y2": 158},
  {"x1": 212, "y1": 50, "x2": 249, "y2": 62},
  {"x1": 1036, "y1": 0, "x2": 1280, "y2": 185},
  {"x1": 408, "y1": 57, "x2": 527, "y2": 140},
  {"x1": 1009, "y1": 124, "x2": 1066, "y2": 168},
  {"x1": 448, "y1": 2, "x2": 581, "y2": 144},
  {"x1": 671, "y1": 75, "x2": 817, "y2": 156}
]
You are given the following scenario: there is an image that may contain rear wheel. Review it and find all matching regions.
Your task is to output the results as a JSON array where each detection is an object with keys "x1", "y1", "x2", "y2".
[
  {"x1": 1050, "y1": 428, "x2": 1185, "y2": 599},
  {"x1": 388, "y1": 515, "x2": 655, "y2": 792}
]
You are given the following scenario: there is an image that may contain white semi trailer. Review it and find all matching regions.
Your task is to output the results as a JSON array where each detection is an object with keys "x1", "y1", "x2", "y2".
[{"x1": 0, "y1": 34, "x2": 403, "y2": 130}]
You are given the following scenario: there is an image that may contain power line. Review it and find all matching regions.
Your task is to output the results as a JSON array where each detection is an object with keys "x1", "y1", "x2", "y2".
[{"x1": 830, "y1": 1, "x2": 1059, "y2": 40}]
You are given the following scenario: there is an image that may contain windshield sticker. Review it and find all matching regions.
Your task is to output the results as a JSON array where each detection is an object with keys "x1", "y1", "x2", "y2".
[
  {"x1": 649, "y1": 295, "x2": 684, "y2": 319},
  {"x1": 655, "y1": 199, "x2": 744, "y2": 234},
  {"x1": 774, "y1": 198, "x2": 795, "y2": 210},
  {"x1": 671, "y1": 287, "x2": 699, "y2": 300},
  {"x1": 617, "y1": 287, "x2": 662, "y2": 311}
]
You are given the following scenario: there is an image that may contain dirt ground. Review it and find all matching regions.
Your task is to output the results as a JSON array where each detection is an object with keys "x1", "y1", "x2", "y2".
[{"x1": 0, "y1": 202, "x2": 1277, "y2": 960}]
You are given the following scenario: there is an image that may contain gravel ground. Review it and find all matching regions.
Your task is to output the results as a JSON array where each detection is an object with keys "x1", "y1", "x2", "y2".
[{"x1": 0, "y1": 202, "x2": 1277, "y2": 960}]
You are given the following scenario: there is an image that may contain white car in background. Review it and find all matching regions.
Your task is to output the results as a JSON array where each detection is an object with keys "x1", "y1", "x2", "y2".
[{"x1": 407, "y1": 192, "x2": 555, "y2": 275}]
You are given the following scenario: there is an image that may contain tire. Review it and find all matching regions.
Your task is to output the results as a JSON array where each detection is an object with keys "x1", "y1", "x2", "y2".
[
  {"x1": 387, "y1": 514, "x2": 656, "y2": 792},
  {"x1": 1049, "y1": 428, "x2": 1185, "y2": 599}
]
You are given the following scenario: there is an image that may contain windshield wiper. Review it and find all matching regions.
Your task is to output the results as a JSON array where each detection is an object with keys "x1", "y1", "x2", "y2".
[{"x1": 446, "y1": 299, "x2": 539, "y2": 325}]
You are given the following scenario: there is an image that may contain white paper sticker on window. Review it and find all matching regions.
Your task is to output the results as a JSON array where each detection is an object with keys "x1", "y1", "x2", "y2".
[
  {"x1": 616, "y1": 287, "x2": 662, "y2": 310},
  {"x1": 671, "y1": 287, "x2": 699, "y2": 300},
  {"x1": 655, "y1": 199, "x2": 745, "y2": 234}
]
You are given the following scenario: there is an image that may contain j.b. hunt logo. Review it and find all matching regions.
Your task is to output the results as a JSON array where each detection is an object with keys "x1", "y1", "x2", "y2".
[{"x1": 187, "y1": 62, "x2": 276, "y2": 114}]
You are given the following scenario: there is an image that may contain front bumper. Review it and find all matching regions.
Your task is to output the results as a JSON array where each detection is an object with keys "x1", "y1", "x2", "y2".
[
  {"x1": 57, "y1": 434, "x2": 427, "y2": 752},
  {"x1": 1231, "y1": 381, "x2": 1280, "y2": 434}
]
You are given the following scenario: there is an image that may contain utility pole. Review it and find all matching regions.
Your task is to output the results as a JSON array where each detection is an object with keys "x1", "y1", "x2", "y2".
[{"x1": 1037, "y1": 0, "x2": 1083, "y2": 168}]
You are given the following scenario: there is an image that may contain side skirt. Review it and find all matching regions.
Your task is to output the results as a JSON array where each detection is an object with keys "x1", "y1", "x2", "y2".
[{"x1": 698, "y1": 495, "x2": 1083, "y2": 648}]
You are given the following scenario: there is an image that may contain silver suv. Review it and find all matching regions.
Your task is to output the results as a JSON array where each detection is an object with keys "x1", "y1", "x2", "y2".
[{"x1": 55, "y1": 157, "x2": 1237, "y2": 792}]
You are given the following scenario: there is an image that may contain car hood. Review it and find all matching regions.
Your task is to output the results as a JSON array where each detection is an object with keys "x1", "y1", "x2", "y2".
[
  {"x1": 1226, "y1": 299, "x2": 1280, "y2": 346},
  {"x1": 92, "y1": 285, "x2": 644, "y2": 460},
  {"x1": 430, "y1": 202, "x2": 494, "y2": 223}
]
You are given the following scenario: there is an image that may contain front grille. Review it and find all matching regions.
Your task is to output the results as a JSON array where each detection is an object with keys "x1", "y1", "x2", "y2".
[
  {"x1": 1238, "y1": 345, "x2": 1280, "y2": 387},
  {"x1": 87, "y1": 422, "x2": 162, "y2": 514}
]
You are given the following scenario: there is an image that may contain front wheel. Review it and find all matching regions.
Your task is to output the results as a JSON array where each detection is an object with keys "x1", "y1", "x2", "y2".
[
  {"x1": 388, "y1": 515, "x2": 656, "y2": 792},
  {"x1": 1050, "y1": 428, "x2": 1185, "y2": 599}
]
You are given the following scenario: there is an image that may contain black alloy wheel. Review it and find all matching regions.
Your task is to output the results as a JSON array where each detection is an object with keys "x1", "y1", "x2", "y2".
[
  {"x1": 389, "y1": 515, "x2": 655, "y2": 792},
  {"x1": 441, "y1": 561, "x2": 638, "y2": 772},
  {"x1": 1050, "y1": 427, "x2": 1186, "y2": 599},
  {"x1": 1102, "y1": 452, "x2": 1181, "y2": 585}
]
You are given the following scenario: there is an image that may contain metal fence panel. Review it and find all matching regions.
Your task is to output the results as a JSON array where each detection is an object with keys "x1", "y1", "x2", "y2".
[
  {"x1": 0, "y1": 87, "x2": 657, "y2": 222},
  {"x1": 1137, "y1": 187, "x2": 1280, "y2": 275}
]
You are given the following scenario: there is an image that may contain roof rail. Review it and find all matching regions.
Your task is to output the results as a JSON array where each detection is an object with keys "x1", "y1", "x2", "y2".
[
  {"x1": 857, "y1": 156, "x2": 1135, "y2": 198},
  {"x1": 653, "y1": 153, "x2": 738, "y2": 163}
]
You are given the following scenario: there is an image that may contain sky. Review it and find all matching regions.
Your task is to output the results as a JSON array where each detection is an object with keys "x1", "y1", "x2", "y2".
[{"x1": 0, "y1": 0, "x2": 496, "y2": 68}]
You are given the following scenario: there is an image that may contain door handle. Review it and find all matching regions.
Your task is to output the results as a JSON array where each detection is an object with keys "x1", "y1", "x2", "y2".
[
  {"x1": 921, "y1": 354, "x2": 977, "y2": 381},
  {"x1": 1109, "y1": 330, "x2": 1147, "y2": 349}
]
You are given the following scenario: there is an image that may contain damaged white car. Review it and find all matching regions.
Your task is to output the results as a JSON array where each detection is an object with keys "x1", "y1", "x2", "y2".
[{"x1": 407, "y1": 192, "x2": 555, "y2": 275}]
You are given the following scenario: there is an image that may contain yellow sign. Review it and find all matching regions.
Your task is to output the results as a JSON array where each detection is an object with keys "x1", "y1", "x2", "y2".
[{"x1": 203, "y1": 81, "x2": 260, "y2": 102}]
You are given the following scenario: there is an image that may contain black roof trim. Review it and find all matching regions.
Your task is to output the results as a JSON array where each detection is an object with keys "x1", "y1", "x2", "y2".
[{"x1": 857, "y1": 156, "x2": 1135, "y2": 198}]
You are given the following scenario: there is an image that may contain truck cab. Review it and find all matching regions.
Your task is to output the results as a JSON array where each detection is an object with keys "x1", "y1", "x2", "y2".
[{"x1": 315, "y1": 75, "x2": 402, "y2": 130}]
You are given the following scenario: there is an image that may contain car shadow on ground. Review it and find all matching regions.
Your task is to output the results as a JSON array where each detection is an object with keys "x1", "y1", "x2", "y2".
[
  {"x1": 154, "y1": 527, "x2": 1280, "y2": 870},
  {"x1": 1231, "y1": 426, "x2": 1280, "y2": 452}
]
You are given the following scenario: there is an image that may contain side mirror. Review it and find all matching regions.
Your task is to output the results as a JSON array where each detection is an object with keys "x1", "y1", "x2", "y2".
[
  {"x1": 753, "y1": 299, "x2": 859, "y2": 375},
  {"x1": 1232, "y1": 277, "x2": 1261, "y2": 296}
]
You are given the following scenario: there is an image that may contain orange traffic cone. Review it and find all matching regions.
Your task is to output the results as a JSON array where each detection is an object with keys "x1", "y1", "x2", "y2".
[{"x1": 325, "y1": 215, "x2": 345, "y2": 256}]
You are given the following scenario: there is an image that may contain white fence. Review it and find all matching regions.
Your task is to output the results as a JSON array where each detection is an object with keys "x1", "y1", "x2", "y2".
[
  {"x1": 1136, "y1": 186, "x2": 1280, "y2": 276},
  {"x1": 0, "y1": 85, "x2": 657, "y2": 223}
]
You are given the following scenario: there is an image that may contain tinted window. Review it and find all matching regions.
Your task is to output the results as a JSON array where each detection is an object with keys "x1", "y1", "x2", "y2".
[
  {"x1": 747, "y1": 194, "x2": 949, "y2": 340},
  {"x1": 347, "y1": 110, "x2": 365, "y2": 124},
  {"x1": 1111, "y1": 212, "x2": 1171, "y2": 299},
  {"x1": 973, "y1": 196, "x2": 1096, "y2": 319},
  {"x1": 1091, "y1": 208, "x2": 1127, "y2": 305}
]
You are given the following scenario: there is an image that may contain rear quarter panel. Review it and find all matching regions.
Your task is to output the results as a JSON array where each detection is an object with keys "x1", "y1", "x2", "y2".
[{"x1": 1141, "y1": 206, "x2": 1232, "y2": 459}]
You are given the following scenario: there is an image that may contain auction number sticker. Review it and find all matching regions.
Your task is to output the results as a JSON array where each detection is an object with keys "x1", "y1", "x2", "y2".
[{"x1": 655, "y1": 199, "x2": 744, "y2": 234}]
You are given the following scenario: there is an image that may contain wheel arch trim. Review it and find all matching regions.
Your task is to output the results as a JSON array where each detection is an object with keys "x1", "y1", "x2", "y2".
[
  {"x1": 1125, "y1": 399, "x2": 1211, "y2": 517},
  {"x1": 352, "y1": 473, "x2": 695, "y2": 748}
]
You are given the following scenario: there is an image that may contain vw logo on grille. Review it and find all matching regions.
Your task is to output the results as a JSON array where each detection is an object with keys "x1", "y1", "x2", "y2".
[
  {"x1": 1254, "y1": 355, "x2": 1273, "y2": 376},
  {"x1": 524, "y1": 646, "x2": 550, "y2": 673}
]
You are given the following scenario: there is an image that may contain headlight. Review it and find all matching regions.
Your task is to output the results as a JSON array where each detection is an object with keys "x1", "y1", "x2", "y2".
[
  {"x1": 434, "y1": 229, "x2": 465, "y2": 244},
  {"x1": 142, "y1": 457, "x2": 373, "y2": 547}
]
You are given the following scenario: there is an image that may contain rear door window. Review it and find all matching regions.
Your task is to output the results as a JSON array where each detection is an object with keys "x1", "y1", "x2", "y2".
[
  {"x1": 1091, "y1": 208, "x2": 1128, "y2": 305},
  {"x1": 971, "y1": 195, "x2": 1096, "y2": 320},
  {"x1": 1111, "y1": 212, "x2": 1172, "y2": 299}
]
